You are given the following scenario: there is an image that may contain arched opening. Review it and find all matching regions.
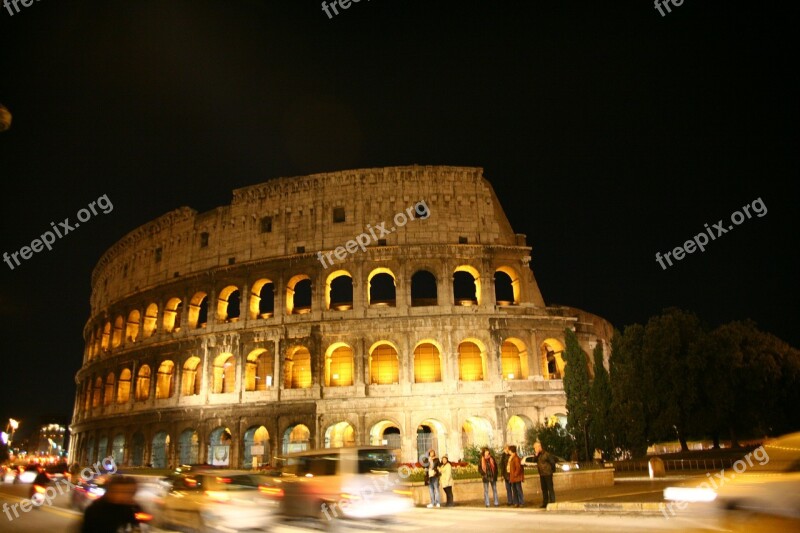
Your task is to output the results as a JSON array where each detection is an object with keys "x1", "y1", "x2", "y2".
[
  {"x1": 541, "y1": 338, "x2": 566, "y2": 380},
  {"x1": 411, "y1": 270, "x2": 438, "y2": 307},
  {"x1": 82, "y1": 380, "x2": 91, "y2": 411},
  {"x1": 163, "y1": 298, "x2": 182, "y2": 333},
  {"x1": 243, "y1": 426, "x2": 270, "y2": 468},
  {"x1": 135, "y1": 365, "x2": 151, "y2": 401},
  {"x1": 325, "y1": 422, "x2": 356, "y2": 448},
  {"x1": 131, "y1": 432, "x2": 145, "y2": 466},
  {"x1": 416, "y1": 419, "x2": 446, "y2": 459},
  {"x1": 97, "y1": 436, "x2": 108, "y2": 461},
  {"x1": 413, "y1": 342, "x2": 442, "y2": 383},
  {"x1": 125, "y1": 310, "x2": 140, "y2": 343},
  {"x1": 286, "y1": 275, "x2": 312, "y2": 315},
  {"x1": 458, "y1": 340, "x2": 486, "y2": 381},
  {"x1": 282, "y1": 424, "x2": 310, "y2": 454},
  {"x1": 217, "y1": 286, "x2": 241, "y2": 322},
  {"x1": 208, "y1": 427, "x2": 232, "y2": 466},
  {"x1": 462, "y1": 416, "x2": 493, "y2": 449},
  {"x1": 117, "y1": 369, "x2": 131, "y2": 403},
  {"x1": 104, "y1": 373, "x2": 115, "y2": 406},
  {"x1": 325, "y1": 270, "x2": 353, "y2": 311},
  {"x1": 181, "y1": 357, "x2": 201, "y2": 396},
  {"x1": 94, "y1": 326, "x2": 102, "y2": 356},
  {"x1": 92, "y1": 377, "x2": 103, "y2": 408},
  {"x1": 245, "y1": 349, "x2": 274, "y2": 391},
  {"x1": 507, "y1": 415, "x2": 533, "y2": 454},
  {"x1": 212, "y1": 353, "x2": 236, "y2": 393},
  {"x1": 151, "y1": 432, "x2": 170, "y2": 469},
  {"x1": 494, "y1": 266, "x2": 521, "y2": 305},
  {"x1": 111, "y1": 434, "x2": 125, "y2": 465},
  {"x1": 453, "y1": 265, "x2": 481, "y2": 306},
  {"x1": 111, "y1": 316, "x2": 124, "y2": 348},
  {"x1": 284, "y1": 347, "x2": 312, "y2": 389},
  {"x1": 156, "y1": 360, "x2": 175, "y2": 399},
  {"x1": 188, "y1": 292, "x2": 208, "y2": 329},
  {"x1": 249, "y1": 279, "x2": 275, "y2": 319},
  {"x1": 85, "y1": 436, "x2": 95, "y2": 465},
  {"x1": 143, "y1": 303, "x2": 158, "y2": 338},
  {"x1": 178, "y1": 429, "x2": 199, "y2": 465},
  {"x1": 501, "y1": 338, "x2": 529, "y2": 380},
  {"x1": 101, "y1": 321, "x2": 111, "y2": 351},
  {"x1": 370, "y1": 421, "x2": 402, "y2": 458},
  {"x1": 547, "y1": 412, "x2": 568, "y2": 429},
  {"x1": 325, "y1": 344, "x2": 354, "y2": 387},
  {"x1": 368, "y1": 269, "x2": 396, "y2": 307},
  {"x1": 369, "y1": 342, "x2": 399, "y2": 385}
]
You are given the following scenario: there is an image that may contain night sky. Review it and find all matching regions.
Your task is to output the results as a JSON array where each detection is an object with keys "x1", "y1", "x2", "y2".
[{"x1": 1, "y1": 1, "x2": 797, "y2": 439}]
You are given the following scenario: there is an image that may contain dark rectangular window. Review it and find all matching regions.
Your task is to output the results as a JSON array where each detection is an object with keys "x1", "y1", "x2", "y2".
[
  {"x1": 296, "y1": 246, "x2": 305, "y2": 254},
  {"x1": 123, "y1": 264, "x2": 128, "y2": 277},
  {"x1": 458, "y1": 236, "x2": 468, "y2": 244},
  {"x1": 378, "y1": 239, "x2": 387, "y2": 246},
  {"x1": 260, "y1": 216, "x2": 272, "y2": 233},
  {"x1": 200, "y1": 232, "x2": 209, "y2": 248},
  {"x1": 228, "y1": 257, "x2": 236, "y2": 265},
  {"x1": 333, "y1": 207, "x2": 345, "y2": 223},
  {"x1": 155, "y1": 247, "x2": 162, "y2": 262}
]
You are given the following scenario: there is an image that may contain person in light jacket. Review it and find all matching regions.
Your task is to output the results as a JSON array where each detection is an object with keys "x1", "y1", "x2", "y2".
[
  {"x1": 439, "y1": 455, "x2": 454, "y2": 507},
  {"x1": 508, "y1": 445, "x2": 525, "y2": 507}
]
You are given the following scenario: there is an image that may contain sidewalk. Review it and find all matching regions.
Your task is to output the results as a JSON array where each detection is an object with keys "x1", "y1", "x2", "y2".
[{"x1": 444, "y1": 474, "x2": 691, "y2": 513}]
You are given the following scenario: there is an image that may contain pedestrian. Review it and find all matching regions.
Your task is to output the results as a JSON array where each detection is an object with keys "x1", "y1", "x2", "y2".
[
  {"x1": 499, "y1": 445, "x2": 513, "y2": 506},
  {"x1": 81, "y1": 476, "x2": 148, "y2": 533},
  {"x1": 478, "y1": 447, "x2": 499, "y2": 507},
  {"x1": 423, "y1": 449, "x2": 441, "y2": 508},
  {"x1": 508, "y1": 445, "x2": 525, "y2": 507},
  {"x1": 534, "y1": 441, "x2": 557, "y2": 508},
  {"x1": 440, "y1": 455, "x2": 454, "y2": 507}
]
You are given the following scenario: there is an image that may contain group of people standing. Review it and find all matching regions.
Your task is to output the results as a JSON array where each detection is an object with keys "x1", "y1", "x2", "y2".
[{"x1": 424, "y1": 442, "x2": 558, "y2": 509}]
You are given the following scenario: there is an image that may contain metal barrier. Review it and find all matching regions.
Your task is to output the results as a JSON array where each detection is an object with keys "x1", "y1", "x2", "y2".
[{"x1": 613, "y1": 458, "x2": 736, "y2": 472}]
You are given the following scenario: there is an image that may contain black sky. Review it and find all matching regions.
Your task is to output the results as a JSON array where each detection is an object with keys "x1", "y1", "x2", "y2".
[{"x1": 0, "y1": 1, "x2": 797, "y2": 438}]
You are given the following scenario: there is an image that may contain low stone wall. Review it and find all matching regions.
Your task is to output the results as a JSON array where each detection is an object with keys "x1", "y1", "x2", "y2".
[{"x1": 409, "y1": 468, "x2": 615, "y2": 506}]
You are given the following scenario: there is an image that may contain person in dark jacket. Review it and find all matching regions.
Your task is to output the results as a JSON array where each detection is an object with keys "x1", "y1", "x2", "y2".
[
  {"x1": 499, "y1": 445, "x2": 513, "y2": 505},
  {"x1": 508, "y1": 445, "x2": 525, "y2": 507},
  {"x1": 423, "y1": 449, "x2": 442, "y2": 508},
  {"x1": 81, "y1": 476, "x2": 147, "y2": 533},
  {"x1": 477, "y1": 448, "x2": 499, "y2": 507},
  {"x1": 534, "y1": 441, "x2": 557, "y2": 507}
]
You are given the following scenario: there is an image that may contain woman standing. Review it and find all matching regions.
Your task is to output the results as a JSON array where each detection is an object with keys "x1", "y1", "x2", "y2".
[
  {"x1": 440, "y1": 455, "x2": 454, "y2": 507},
  {"x1": 478, "y1": 448, "x2": 500, "y2": 507}
]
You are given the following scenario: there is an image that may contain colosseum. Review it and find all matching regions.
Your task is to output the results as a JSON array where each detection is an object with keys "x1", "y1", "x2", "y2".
[{"x1": 69, "y1": 165, "x2": 613, "y2": 469}]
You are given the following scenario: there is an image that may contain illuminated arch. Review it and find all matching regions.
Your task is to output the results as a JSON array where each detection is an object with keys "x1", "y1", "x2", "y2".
[
  {"x1": 142, "y1": 303, "x2": 158, "y2": 338},
  {"x1": 103, "y1": 372, "x2": 115, "y2": 406},
  {"x1": 284, "y1": 346, "x2": 312, "y2": 389},
  {"x1": 212, "y1": 353, "x2": 236, "y2": 393},
  {"x1": 187, "y1": 292, "x2": 208, "y2": 329},
  {"x1": 507, "y1": 415, "x2": 534, "y2": 452},
  {"x1": 245, "y1": 348, "x2": 274, "y2": 391},
  {"x1": 282, "y1": 423, "x2": 310, "y2": 454},
  {"x1": 453, "y1": 265, "x2": 481, "y2": 306},
  {"x1": 416, "y1": 418, "x2": 447, "y2": 458},
  {"x1": 367, "y1": 268, "x2": 396, "y2": 306},
  {"x1": 325, "y1": 421, "x2": 356, "y2": 448},
  {"x1": 217, "y1": 285, "x2": 241, "y2": 322},
  {"x1": 370, "y1": 420, "x2": 402, "y2": 452},
  {"x1": 249, "y1": 278, "x2": 275, "y2": 319},
  {"x1": 125, "y1": 310, "x2": 140, "y2": 343},
  {"x1": 501, "y1": 338, "x2": 529, "y2": 380},
  {"x1": 181, "y1": 357, "x2": 201, "y2": 396},
  {"x1": 163, "y1": 298, "x2": 182, "y2": 333},
  {"x1": 117, "y1": 369, "x2": 131, "y2": 403},
  {"x1": 325, "y1": 270, "x2": 353, "y2": 311},
  {"x1": 92, "y1": 377, "x2": 103, "y2": 408},
  {"x1": 111, "y1": 316, "x2": 124, "y2": 348},
  {"x1": 156, "y1": 360, "x2": 175, "y2": 399},
  {"x1": 286, "y1": 274, "x2": 311, "y2": 315},
  {"x1": 243, "y1": 426, "x2": 270, "y2": 467},
  {"x1": 325, "y1": 343, "x2": 354, "y2": 387},
  {"x1": 413, "y1": 341, "x2": 442, "y2": 383},
  {"x1": 369, "y1": 342, "x2": 399, "y2": 385},
  {"x1": 494, "y1": 266, "x2": 521, "y2": 305},
  {"x1": 458, "y1": 339, "x2": 487, "y2": 381},
  {"x1": 462, "y1": 416, "x2": 493, "y2": 449},
  {"x1": 135, "y1": 365, "x2": 151, "y2": 401},
  {"x1": 101, "y1": 321, "x2": 111, "y2": 351},
  {"x1": 541, "y1": 338, "x2": 566, "y2": 379}
]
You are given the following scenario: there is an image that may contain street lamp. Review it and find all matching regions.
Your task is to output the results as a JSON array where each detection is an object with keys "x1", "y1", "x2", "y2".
[{"x1": 7, "y1": 418, "x2": 19, "y2": 443}]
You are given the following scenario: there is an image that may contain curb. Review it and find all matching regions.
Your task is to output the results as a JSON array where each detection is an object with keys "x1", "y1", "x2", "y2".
[{"x1": 547, "y1": 502, "x2": 665, "y2": 513}]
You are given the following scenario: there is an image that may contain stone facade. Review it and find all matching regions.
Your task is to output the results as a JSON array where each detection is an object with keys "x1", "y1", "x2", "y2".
[{"x1": 69, "y1": 165, "x2": 613, "y2": 469}]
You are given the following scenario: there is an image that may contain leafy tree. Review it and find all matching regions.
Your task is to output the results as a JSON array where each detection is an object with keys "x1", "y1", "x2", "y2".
[
  {"x1": 563, "y1": 328, "x2": 592, "y2": 460},
  {"x1": 609, "y1": 325, "x2": 648, "y2": 458},
  {"x1": 526, "y1": 422, "x2": 573, "y2": 459},
  {"x1": 588, "y1": 341, "x2": 614, "y2": 460}
]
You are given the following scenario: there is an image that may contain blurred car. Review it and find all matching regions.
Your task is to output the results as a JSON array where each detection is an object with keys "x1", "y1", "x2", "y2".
[
  {"x1": 521, "y1": 454, "x2": 580, "y2": 472},
  {"x1": 156, "y1": 470, "x2": 280, "y2": 532},
  {"x1": 2, "y1": 465, "x2": 21, "y2": 483},
  {"x1": 277, "y1": 446, "x2": 413, "y2": 526},
  {"x1": 72, "y1": 473, "x2": 164, "y2": 513},
  {"x1": 17, "y1": 464, "x2": 43, "y2": 483},
  {"x1": 664, "y1": 432, "x2": 800, "y2": 525},
  {"x1": 45, "y1": 462, "x2": 69, "y2": 481}
]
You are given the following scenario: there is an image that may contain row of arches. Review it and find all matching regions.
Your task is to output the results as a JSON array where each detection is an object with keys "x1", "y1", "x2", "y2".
[
  {"x1": 86, "y1": 265, "x2": 525, "y2": 361},
  {"x1": 79, "y1": 338, "x2": 568, "y2": 414},
  {"x1": 76, "y1": 414, "x2": 557, "y2": 468}
]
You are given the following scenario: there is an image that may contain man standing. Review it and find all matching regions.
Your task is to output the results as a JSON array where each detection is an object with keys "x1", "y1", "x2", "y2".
[
  {"x1": 534, "y1": 441, "x2": 557, "y2": 508},
  {"x1": 478, "y1": 447, "x2": 499, "y2": 507},
  {"x1": 424, "y1": 449, "x2": 441, "y2": 508},
  {"x1": 499, "y1": 445, "x2": 513, "y2": 505},
  {"x1": 508, "y1": 445, "x2": 524, "y2": 507}
]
